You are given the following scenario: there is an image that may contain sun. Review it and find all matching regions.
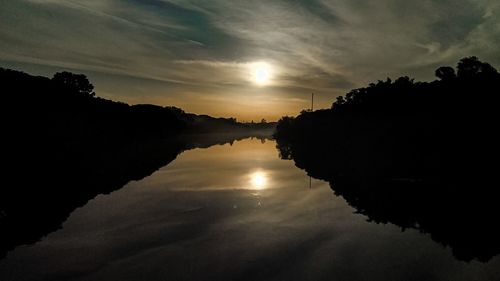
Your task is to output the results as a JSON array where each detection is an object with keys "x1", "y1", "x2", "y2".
[
  {"x1": 250, "y1": 62, "x2": 272, "y2": 86},
  {"x1": 250, "y1": 171, "x2": 267, "y2": 189}
]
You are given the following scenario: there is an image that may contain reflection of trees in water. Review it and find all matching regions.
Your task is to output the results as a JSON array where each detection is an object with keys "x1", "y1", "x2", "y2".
[
  {"x1": 274, "y1": 57, "x2": 500, "y2": 263},
  {"x1": 277, "y1": 135, "x2": 500, "y2": 263},
  {"x1": 0, "y1": 134, "x2": 270, "y2": 259}
]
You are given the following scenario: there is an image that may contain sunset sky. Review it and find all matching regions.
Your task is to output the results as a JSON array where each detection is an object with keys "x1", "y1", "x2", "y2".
[{"x1": 1, "y1": 0, "x2": 499, "y2": 121}]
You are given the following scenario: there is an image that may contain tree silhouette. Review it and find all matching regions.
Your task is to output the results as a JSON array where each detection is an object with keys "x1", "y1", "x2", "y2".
[
  {"x1": 435, "y1": 66, "x2": 456, "y2": 81},
  {"x1": 52, "y1": 71, "x2": 95, "y2": 97},
  {"x1": 457, "y1": 56, "x2": 498, "y2": 78},
  {"x1": 274, "y1": 56, "x2": 500, "y2": 262}
]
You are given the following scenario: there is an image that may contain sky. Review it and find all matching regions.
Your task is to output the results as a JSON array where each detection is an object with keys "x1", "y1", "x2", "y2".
[{"x1": 1, "y1": 0, "x2": 499, "y2": 121}]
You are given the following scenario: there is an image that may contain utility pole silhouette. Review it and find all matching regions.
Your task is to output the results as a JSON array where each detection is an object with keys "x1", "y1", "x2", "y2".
[
  {"x1": 308, "y1": 93, "x2": 314, "y2": 189},
  {"x1": 311, "y1": 93, "x2": 314, "y2": 112}
]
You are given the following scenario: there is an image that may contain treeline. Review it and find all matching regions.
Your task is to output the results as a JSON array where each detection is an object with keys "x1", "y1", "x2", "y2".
[
  {"x1": 1, "y1": 68, "x2": 274, "y2": 142},
  {"x1": 180, "y1": 114, "x2": 275, "y2": 135},
  {"x1": 275, "y1": 56, "x2": 499, "y2": 180},
  {"x1": 2, "y1": 69, "x2": 185, "y2": 140},
  {"x1": 274, "y1": 57, "x2": 500, "y2": 262}
]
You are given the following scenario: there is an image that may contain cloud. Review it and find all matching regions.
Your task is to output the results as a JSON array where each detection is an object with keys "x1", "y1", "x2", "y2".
[
  {"x1": 1, "y1": 0, "x2": 499, "y2": 120},
  {"x1": 186, "y1": 0, "x2": 499, "y2": 81}
]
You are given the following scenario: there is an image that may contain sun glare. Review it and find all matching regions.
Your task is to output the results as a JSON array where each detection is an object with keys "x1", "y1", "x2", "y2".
[
  {"x1": 250, "y1": 171, "x2": 268, "y2": 189},
  {"x1": 250, "y1": 62, "x2": 272, "y2": 86}
]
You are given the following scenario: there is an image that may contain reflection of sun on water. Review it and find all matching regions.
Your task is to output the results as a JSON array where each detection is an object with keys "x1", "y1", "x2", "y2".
[{"x1": 249, "y1": 171, "x2": 267, "y2": 190}]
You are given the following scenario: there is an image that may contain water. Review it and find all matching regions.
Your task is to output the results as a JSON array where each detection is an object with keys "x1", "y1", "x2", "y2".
[{"x1": 1, "y1": 138, "x2": 499, "y2": 281}]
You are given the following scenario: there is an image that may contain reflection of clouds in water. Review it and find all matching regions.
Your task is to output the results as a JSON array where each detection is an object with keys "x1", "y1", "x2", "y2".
[
  {"x1": 156, "y1": 138, "x2": 287, "y2": 191},
  {"x1": 2, "y1": 138, "x2": 500, "y2": 281}
]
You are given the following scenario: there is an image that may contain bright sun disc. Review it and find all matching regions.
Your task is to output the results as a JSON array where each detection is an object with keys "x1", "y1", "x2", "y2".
[
  {"x1": 250, "y1": 171, "x2": 267, "y2": 189},
  {"x1": 251, "y1": 62, "x2": 272, "y2": 85}
]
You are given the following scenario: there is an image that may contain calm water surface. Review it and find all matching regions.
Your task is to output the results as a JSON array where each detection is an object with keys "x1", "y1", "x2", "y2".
[{"x1": 1, "y1": 138, "x2": 499, "y2": 281}]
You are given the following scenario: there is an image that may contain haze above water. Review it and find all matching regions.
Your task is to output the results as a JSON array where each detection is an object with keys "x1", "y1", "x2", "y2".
[{"x1": 1, "y1": 138, "x2": 499, "y2": 281}]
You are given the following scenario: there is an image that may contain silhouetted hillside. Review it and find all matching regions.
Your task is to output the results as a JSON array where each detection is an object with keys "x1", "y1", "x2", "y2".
[
  {"x1": 178, "y1": 113, "x2": 276, "y2": 135},
  {"x1": 275, "y1": 57, "x2": 500, "y2": 262},
  {"x1": 2, "y1": 69, "x2": 186, "y2": 141},
  {"x1": 0, "y1": 68, "x2": 275, "y2": 142}
]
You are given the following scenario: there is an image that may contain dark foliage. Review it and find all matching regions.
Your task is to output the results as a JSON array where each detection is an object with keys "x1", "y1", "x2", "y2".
[
  {"x1": 274, "y1": 57, "x2": 500, "y2": 262},
  {"x1": 52, "y1": 71, "x2": 96, "y2": 97},
  {"x1": 1, "y1": 67, "x2": 188, "y2": 142}
]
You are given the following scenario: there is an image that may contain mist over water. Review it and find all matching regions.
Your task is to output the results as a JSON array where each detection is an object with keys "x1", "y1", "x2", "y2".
[{"x1": 1, "y1": 138, "x2": 499, "y2": 281}]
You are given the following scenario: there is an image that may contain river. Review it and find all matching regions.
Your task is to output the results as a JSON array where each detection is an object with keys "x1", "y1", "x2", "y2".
[{"x1": 0, "y1": 138, "x2": 499, "y2": 281}]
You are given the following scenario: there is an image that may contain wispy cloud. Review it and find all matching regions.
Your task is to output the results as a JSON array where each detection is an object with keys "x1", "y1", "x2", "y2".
[{"x1": 1, "y1": 0, "x2": 499, "y2": 120}]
